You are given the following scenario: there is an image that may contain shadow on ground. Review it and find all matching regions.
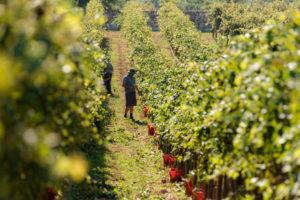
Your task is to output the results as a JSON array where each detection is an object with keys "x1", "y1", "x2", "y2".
[
  {"x1": 61, "y1": 54, "x2": 119, "y2": 200},
  {"x1": 132, "y1": 119, "x2": 148, "y2": 126},
  {"x1": 61, "y1": 136, "x2": 119, "y2": 199}
]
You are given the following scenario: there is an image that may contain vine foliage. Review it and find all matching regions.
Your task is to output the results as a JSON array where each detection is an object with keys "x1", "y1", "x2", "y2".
[
  {"x1": 0, "y1": 0, "x2": 107, "y2": 199},
  {"x1": 121, "y1": 1, "x2": 300, "y2": 198}
]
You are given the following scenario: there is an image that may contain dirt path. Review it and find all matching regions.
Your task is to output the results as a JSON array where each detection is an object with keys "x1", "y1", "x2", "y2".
[{"x1": 103, "y1": 31, "x2": 188, "y2": 200}]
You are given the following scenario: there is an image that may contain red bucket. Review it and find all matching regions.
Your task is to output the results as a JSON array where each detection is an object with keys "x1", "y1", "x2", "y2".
[
  {"x1": 163, "y1": 154, "x2": 170, "y2": 166},
  {"x1": 168, "y1": 155, "x2": 175, "y2": 167},
  {"x1": 47, "y1": 188, "x2": 57, "y2": 200},
  {"x1": 185, "y1": 180, "x2": 193, "y2": 196},
  {"x1": 150, "y1": 126, "x2": 155, "y2": 135},
  {"x1": 163, "y1": 154, "x2": 175, "y2": 167},
  {"x1": 143, "y1": 108, "x2": 149, "y2": 117},
  {"x1": 192, "y1": 189, "x2": 205, "y2": 200},
  {"x1": 147, "y1": 125, "x2": 155, "y2": 135},
  {"x1": 169, "y1": 168, "x2": 177, "y2": 183},
  {"x1": 147, "y1": 124, "x2": 152, "y2": 135},
  {"x1": 169, "y1": 168, "x2": 183, "y2": 183}
]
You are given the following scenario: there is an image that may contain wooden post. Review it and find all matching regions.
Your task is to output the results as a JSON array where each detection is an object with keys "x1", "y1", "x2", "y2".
[
  {"x1": 222, "y1": 175, "x2": 228, "y2": 198},
  {"x1": 193, "y1": 159, "x2": 197, "y2": 184},
  {"x1": 205, "y1": 181, "x2": 209, "y2": 199},
  {"x1": 184, "y1": 160, "x2": 189, "y2": 177},
  {"x1": 232, "y1": 179, "x2": 236, "y2": 200},
  {"x1": 217, "y1": 176, "x2": 223, "y2": 200},
  {"x1": 209, "y1": 180, "x2": 214, "y2": 199}
]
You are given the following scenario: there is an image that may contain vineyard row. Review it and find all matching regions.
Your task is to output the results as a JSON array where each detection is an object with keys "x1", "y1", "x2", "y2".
[
  {"x1": 120, "y1": 1, "x2": 300, "y2": 199},
  {"x1": 0, "y1": 0, "x2": 108, "y2": 199}
]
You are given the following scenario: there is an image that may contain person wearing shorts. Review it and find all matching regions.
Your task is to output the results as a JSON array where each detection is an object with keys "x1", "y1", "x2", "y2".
[{"x1": 122, "y1": 69, "x2": 140, "y2": 120}]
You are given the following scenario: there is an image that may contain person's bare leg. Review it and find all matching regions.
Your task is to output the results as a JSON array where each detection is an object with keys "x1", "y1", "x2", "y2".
[
  {"x1": 129, "y1": 106, "x2": 134, "y2": 119},
  {"x1": 130, "y1": 106, "x2": 133, "y2": 115},
  {"x1": 124, "y1": 106, "x2": 129, "y2": 118}
]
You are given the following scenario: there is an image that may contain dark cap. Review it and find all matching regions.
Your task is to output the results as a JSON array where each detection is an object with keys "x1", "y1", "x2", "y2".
[{"x1": 128, "y1": 69, "x2": 136, "y2": 74}]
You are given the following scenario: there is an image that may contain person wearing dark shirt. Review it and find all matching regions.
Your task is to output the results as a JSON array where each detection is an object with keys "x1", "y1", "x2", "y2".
[
  {"x1": 122, "y1": 69, "x2": 140, "y2": 120},
  {"x1": 103, "y1": 59, "x2": 113, "y2": 94}
]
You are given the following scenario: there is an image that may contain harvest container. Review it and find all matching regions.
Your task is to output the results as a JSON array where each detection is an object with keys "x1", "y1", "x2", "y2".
[
  {"x1": 185, "y1": 180, "x2": 193, "y2": 196},
  {"x1": 162, "y1": 154, "x2": 175, "y2": 167},
  {"x1": 147, "y1": 124, "x2": 152, "y2": 135},
  {"x1": 47, "y1": 188, "x2": 57, "y2": 200},
  {"x1": 163, "y1": 154, "x2": 169, "y2": 167},
  {"x1": 192, "y1": 189, "x2": 205, "y2": 200},
  {"x1": 143, "y1": 108, "x2": 149, "y2": 117},
  {"x1": 169, "y1": 168, "x2": 183, "y2": 183},
  {"x1": 147, "y1": 125, "x2": 155, "y2": 135},
  {"x1": 151, "y1": 126, "x2": 156, "y2": 135},
  {"x1": 169, "y1": 155, "x2": 175, "y2": 166}
]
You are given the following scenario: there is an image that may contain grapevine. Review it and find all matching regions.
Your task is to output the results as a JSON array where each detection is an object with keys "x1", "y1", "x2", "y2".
[
  {"x1": 0, "y1": 0, "x2": 107, "y2": 199},
  {"x1": 121, "y1": 1, "x2": 300, "y2": 198}
]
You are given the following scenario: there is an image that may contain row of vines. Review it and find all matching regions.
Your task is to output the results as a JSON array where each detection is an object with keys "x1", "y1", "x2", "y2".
[
  {"x1": 158, "y1": 2, "x2": 215, "y2": 62},
  {"x1": 207, "y1": 1, "x2": 300, "y2": 43},
  {"x1": 0, "y1": 0, "x2": 108, "y2": 199},
  {"x1": 121, "y1": 1, "x2": 300, "y2": 199}
]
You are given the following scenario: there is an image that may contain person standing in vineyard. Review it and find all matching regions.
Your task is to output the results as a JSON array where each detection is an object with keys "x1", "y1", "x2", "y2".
[
  {"x1": 103, "y1": 58, "x2": 113, "y2": 94},
  {"x1": 122, "y1": 69, "x2": 140, "y2": 120}
]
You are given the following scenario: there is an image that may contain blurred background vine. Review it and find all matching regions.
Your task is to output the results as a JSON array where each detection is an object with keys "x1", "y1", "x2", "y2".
[{"x1": 0, "y1": 0, "x2": 108, "y2": 199}]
